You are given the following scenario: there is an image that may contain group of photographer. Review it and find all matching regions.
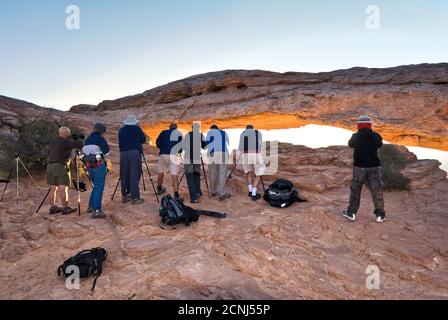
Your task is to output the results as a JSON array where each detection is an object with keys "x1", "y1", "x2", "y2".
[
  {"x1": 46, "y1": 114, "x2": 386, "y2": 223},
  {"x1": 46, "y1": 115, "x2": 267, "y2": 218}
]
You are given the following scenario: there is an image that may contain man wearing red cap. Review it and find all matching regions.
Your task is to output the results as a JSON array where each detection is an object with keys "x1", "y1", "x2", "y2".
[{"x1": 342, "y1": 115, "x2": 386, "y2": 223}]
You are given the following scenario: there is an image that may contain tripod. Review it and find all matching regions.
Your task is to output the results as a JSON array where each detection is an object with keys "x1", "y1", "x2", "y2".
[
  {"x1": 111, "y1": 153, "x2": 159, "y2": 203},
  {"x1": 1, "y1": 155, "x2": 43, "y2": 204},
  {"x1": 200, "y1": 156, "x2": 211, "y2": 199}
]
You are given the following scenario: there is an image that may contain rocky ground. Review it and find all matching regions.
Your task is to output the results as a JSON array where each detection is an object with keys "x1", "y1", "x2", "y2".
[{"x1": 1, "y1": 135, "x2": 447, "y2": 300}]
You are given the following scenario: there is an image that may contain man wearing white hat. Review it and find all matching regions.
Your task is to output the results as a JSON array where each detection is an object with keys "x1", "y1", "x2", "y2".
[
  {"x1": 118, "y1": 115, "x2": 147, "y2": 204},
  {"x1": 342, "y1": 115, "x2": 386, "y2": 223}
]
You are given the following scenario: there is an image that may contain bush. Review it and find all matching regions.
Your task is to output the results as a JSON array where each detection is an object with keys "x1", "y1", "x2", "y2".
[
  {"x1": 0, "y1": 117, "x2": 85, "y2": 176},
  {"x1": 378, "y1": 144, "x2": 411, "y2": 191}
]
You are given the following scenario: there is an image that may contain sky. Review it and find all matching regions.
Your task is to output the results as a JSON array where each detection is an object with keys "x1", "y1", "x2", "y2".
[{"x1": 0, "y1": 0, "x2": 447, "y2": 110}]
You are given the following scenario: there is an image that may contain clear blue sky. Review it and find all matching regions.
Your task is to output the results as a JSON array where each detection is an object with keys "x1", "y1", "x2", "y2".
[{"x1": 0, "y1": 0, "x2": 447, "y2": 110}]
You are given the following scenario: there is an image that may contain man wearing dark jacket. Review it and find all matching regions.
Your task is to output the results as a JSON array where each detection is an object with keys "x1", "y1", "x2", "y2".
[
  {"x1": 156, "y1": 123, "x2": 183, "y2": 199},
  {"x1": 83, "y1": 123, "x2": 110, "y2": 218},
  {"x1": 47, "y1": 126, "x2": 84, "y2": 215},
  {"x1": 342, "y1": 115, "x2": 386, "y2": 223},
  {"x1": 119, "y1": 115, "x2": 147, "y2": 205},
  {"x1": 183, "y1": 122, "x2": 206, "y2": 203}
]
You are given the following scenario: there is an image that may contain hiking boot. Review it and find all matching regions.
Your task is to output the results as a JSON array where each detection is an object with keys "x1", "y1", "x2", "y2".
[
  {"x1": 248, "y1": 192, "x2": 252, "y2": 197},
  {"x1": 211, "y1": 193, "x2": 218, "y2": 198},
  {"x1": 156, "y1": 187, "x2": 166, "y2": 195},
  {"x1": 49, "y1": 206, "x2": 61, "y2": 215},
  {"x1": 219, "y1": 193, "x2": 232, "y2": 201},
  {"x1": 251, "y1": 193, "x2": 261, "y2": 201},
  {"x1": 197, "y1": 192, "x2": 204, "y2": 198},
  {"x1": 131, "y1": 198, "x2": 145, "y2": 205},
  {"x1": 122, "y1": 195, "x2": 130, "y2": 204},
  {"x1": 174, "y1": 194, "x2": 184, "y2": 202},
  {"x1": 342, "y1": 210, "x2": 356, "y2": 222},
  {"x1": 62, "y1": 207, "x2": 77, "y2": 215},
  {"x1": 91, "y1": 209, "x2": 106, "y2": 219},
  {"x1": 190, "y1": 199, "x2": 199, "y2": 204},
  {"x1": 87, "y1": 207, "x2": 93, "y2": 214}
]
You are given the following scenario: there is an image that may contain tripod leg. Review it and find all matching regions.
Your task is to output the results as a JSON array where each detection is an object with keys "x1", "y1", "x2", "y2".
[
  {"x1": 142, "y1": 153, "x2": 159, "y2": 204},
  {"x1": 180, "y1": 172, "x2": 185, "y2": 184},
  {"x1": 201, "y1": 157, "x2": 211, "y2": 199},
  {"x1": 76, "y1": 155, "x2": 81, "y2": 216},
  {"x1": 18, "y1": 157, "x2": 43, "y2": 195},
  {"x1": 36, "y1": 188, "x2": 51, "y2": 214},
  {"x1": 0, "y1": 160, "x2": 15, "y2": 201},
  {"x1": 260, "y1": 176, "x2": 266, "y2": 196},
  {"x1": 111, "y1": 178, "x2": 120, "y2": 201},
  {"x1": 16, "y1": 157, "x2": 19, "y2": 205},
  {"x1": 141, "y1": 168, "x2": 147, "y2": 191}
]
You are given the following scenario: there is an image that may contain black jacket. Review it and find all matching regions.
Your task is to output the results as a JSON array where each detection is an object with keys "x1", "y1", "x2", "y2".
[{"x1": 348, "y1": 128, "x2": 383, "y2": 168}]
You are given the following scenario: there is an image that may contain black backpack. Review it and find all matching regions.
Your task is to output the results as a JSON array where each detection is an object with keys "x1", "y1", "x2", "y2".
[
  {"x1": 263, "y1": 179, "x2": 307, "y2": 208},
  {"x1": 57, "y1": 247, "x2": 108, "y2": 291},
  {"x1": 159, "y1": 194, "x2": 226, "y2": 228}
]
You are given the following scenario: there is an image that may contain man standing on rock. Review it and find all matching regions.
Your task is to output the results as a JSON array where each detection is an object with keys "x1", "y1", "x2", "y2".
[
  {"x1": 206, "y1": 124, "x2": 231, "y2": 201},
  {"x1": 342, "y1": 115, "x2": 386, "y2": 223},
  {"x1": 156, "y1": 123, "x2": 183, "y2": 200},
  {"x1": 47, "y1": 126, "x2": 84, "y2": 215},
  {"x1": 239, "y1": 124, "x2": 265, "y2": 201},
  {"x1": 183, "y1": 122, "x2": 207, "y2": 203},
  {"x1": 119, "y1": 115, "x2": 147, "y2": 205},
  {"x1": 82, "y1": 123, "x2": 110, "y2": 219}
]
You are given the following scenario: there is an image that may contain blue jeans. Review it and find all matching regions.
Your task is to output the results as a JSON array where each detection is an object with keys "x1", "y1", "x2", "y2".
[{"x1": 88, "y1": 164, "x2": 107, "y2": 210}]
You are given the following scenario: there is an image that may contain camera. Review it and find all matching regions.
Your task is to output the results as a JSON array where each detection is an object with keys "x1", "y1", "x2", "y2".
[{"x1": 72, "y1": 133, "x2": 85, "y2": 141}]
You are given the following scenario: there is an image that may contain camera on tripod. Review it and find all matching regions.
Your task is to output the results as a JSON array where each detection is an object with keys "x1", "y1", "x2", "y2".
[{"x1": 71, "y1": 133, "x2": 85, "y2": 141}]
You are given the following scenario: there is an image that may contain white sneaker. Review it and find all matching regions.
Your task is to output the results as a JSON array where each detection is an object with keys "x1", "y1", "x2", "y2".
[
  {"x1": 342, "y1": 210, "x2": 356, "y2": 222},
  {"x1": 376, "y1": 216, "x2": 386, "y2": 223}
]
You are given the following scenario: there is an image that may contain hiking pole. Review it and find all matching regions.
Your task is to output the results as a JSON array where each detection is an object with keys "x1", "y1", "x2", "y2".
[
  {"x1": 200, "y1": 156, "x2": 211, "y2": 199},
  {"x1": 36, "y1": 188, "x2": 51, "y2": 214},
  {"x1": 76, "y1": 153, "x2": 81, "y2": 216},
  {"x1": 142, "y1": 153, "x2": 159, "y2": 204},
  {"x1": 111, "y1": 178, "x2": 120, "y2": 201}
]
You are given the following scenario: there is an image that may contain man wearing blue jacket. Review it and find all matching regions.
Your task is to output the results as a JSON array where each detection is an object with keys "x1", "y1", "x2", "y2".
[
  {"x1": 156, "y1": 123, "x2": 183, "y2": 199},
  {"x1": 83, "y1": 123, "x2": 110, "y2": 218},
  {"x1": 119, "y1": 115, "x2": 147, "y2": 205}
]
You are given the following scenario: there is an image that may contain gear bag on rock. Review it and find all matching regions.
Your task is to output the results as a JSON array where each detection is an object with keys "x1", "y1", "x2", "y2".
[
  {"x1": 57, "y1": 247, "x2": 108, "y2": 291},
  {"x1": 159, "y1": 194, "x2": 226, "y2": 228},
  {"x1": 263, "y1": 179, "x2": 307, "y2": 208}
]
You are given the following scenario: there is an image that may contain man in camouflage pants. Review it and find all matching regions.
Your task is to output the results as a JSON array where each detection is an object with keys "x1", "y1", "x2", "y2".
[{"x1": 343, "y1": 115, "x2": 386, "y2": 223}]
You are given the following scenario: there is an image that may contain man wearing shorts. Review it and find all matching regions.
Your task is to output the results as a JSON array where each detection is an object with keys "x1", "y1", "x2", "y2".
[
  {"x1": 47, "y1": 126, "x2": 84, "y2": 215},
  {"x1": 239, "y1": 125, "x2": 266, "y2": 201},
  {"x1": 156, "y1": 123, "x2": 183, "y2": 199}
]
